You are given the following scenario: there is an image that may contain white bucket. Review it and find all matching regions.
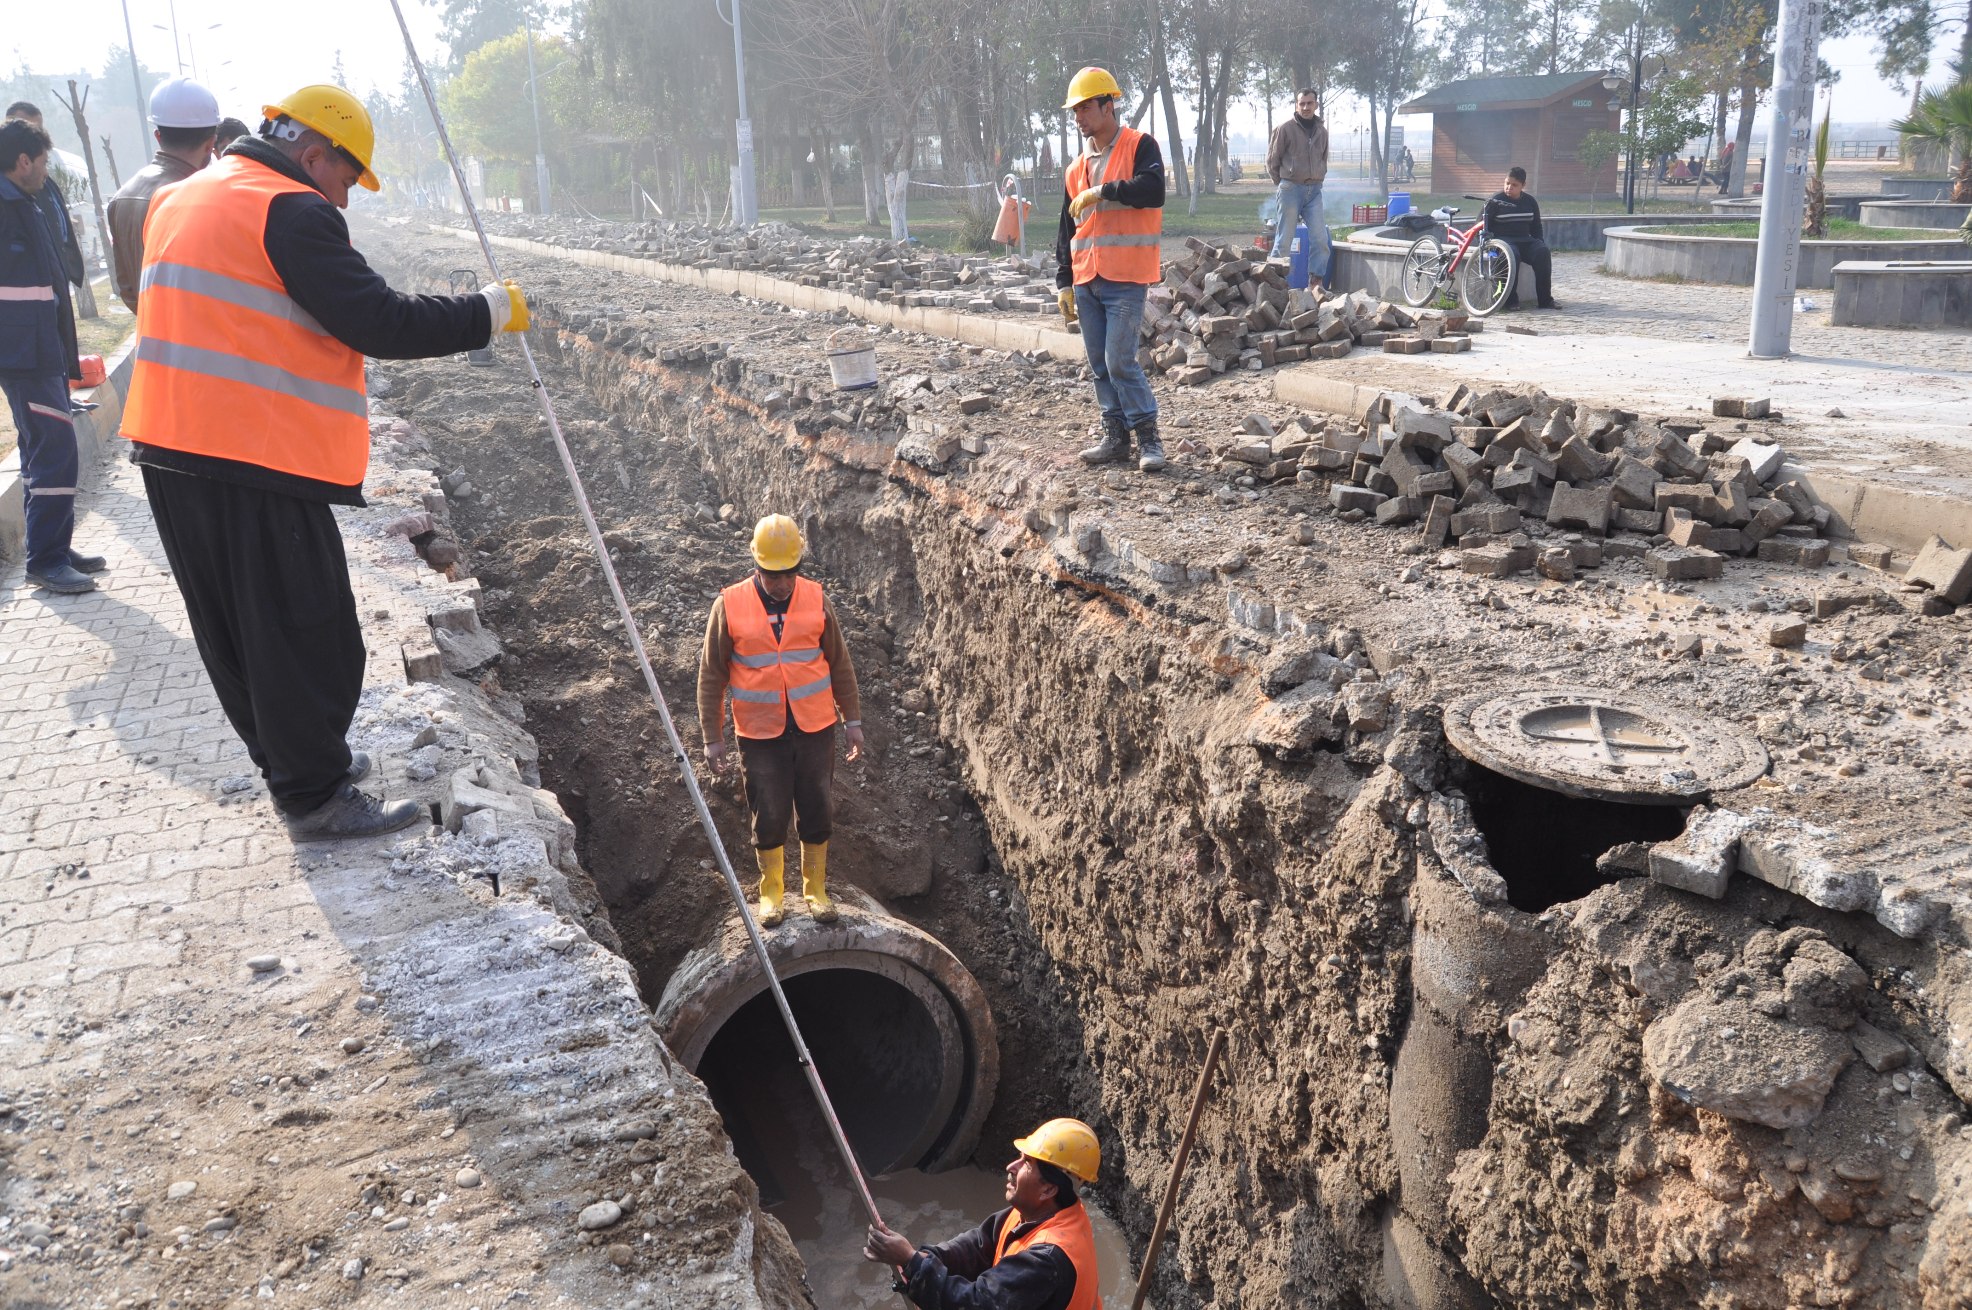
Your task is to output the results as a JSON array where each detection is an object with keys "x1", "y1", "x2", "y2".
[{"x1": 826, "y1": 326, "x2": 879, "y2": 391}]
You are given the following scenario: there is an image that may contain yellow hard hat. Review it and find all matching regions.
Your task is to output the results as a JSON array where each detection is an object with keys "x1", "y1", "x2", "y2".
[
  {"x1": 262, "y1": 84, "x2": 380, "y2": 192},
  {"x1": 751, "y1": 514, "x2": 804, "y2": 571},
  {"x1": 1062, "y1": 67, "x2": 1122, "y2": 109},
  {"x1": 1014, "y1": 1117, "x2": 1100, "y2": 1183}
]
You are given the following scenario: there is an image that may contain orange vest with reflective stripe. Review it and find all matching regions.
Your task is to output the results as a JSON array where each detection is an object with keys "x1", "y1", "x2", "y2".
[
  {"x1": 724, "y1": 577, "x2": 838, "y2": 739},
  {"x1": 1066, "y1": 127, "x2": 1162, "y2": 286},
  {"x1": 994, "y1": 1204, "x2": 1101, "y2": 1310},
  {"x1": 121, "y1": 154, "x2": 370, "y2": 486}
]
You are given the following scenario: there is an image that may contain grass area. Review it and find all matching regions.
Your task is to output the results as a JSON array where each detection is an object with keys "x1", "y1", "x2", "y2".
[{"x1": 1637, "y1": 218, "x2": 1946, "y2": 240}]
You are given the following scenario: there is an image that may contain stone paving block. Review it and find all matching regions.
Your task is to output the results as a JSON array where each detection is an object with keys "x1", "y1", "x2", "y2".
[
  {"x1": 1648, "y1": 806, "x2": 1754, "y2": 898},
  {"x1": 1546, "y1": 482, "x2": 1612, "y2": 535},
  {"x1": 1330, "y1": 485, "x2": 1387, "y2": 514},
  {"x1": 1756, "y1": 537, "x2": 1831, "y2": 568},
  {"x1": 1712, "y1": 396, "x2": 1771, "y2": 419},
  {"x1": 1905, "y1": 534, "x2": 1972, "y2": 604},
  {"x1": 1610, "y1": 455, "x2": 1659, "y2": 510},
  {"x1": 1648, "y1": 546, "x2": 1726, "y2": 581}
]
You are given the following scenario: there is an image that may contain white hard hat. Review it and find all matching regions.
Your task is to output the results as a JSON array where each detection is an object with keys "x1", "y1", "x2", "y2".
[{"x1": 149, "y1": 77, "x2": 220, "y2": 130}]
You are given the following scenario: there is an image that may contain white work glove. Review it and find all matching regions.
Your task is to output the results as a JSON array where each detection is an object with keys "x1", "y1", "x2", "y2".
[
  {"x1": 480, "y1": 280, "x2": 530, "y2": 334},
  {"x1": 1069, "y1": 186, "x2": 1104, "y2": 221}
]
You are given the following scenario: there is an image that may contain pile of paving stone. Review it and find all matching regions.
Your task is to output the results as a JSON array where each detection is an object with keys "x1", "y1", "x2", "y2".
[
  {"x1": 1236, "y1": 385, "x2": 1859, "y2": 585},
  {"x1": 1143, "y1": 237, "x2": 1459, "y2": 386}
]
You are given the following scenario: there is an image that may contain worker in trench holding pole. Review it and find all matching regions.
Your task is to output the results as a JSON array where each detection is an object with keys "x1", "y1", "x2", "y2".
[
  {"x1": 864, "y1": 1117, "x2": 1103, "y2": 1309},
  {"x1": 1055, "y1": 66, "x2": 1165, "y2": 475},
  {"x1": 698, "y1": 515, "x2": 864, "y2": 926}
]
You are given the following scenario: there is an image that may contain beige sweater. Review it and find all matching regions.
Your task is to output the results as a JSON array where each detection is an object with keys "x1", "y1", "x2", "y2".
[
  {"x1": 1267, "y1": 116, "x2": 1330, "y2": 187},
  {"x1": 697, "y1": 583, "x2": 861, "y2": 740}
]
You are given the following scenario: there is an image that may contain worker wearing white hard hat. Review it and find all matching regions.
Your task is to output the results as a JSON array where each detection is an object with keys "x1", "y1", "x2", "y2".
[{"x1": 105, "y1": 77, "x2": 222, "y2": 313}]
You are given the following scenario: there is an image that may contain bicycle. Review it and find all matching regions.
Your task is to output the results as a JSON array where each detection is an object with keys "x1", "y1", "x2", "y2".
[{"x1": 1397, "y1": 196, "x2": 1518, "y2": 317}]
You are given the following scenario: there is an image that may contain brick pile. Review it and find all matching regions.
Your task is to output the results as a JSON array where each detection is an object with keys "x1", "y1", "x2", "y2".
[
  {"x1": 1143, "y1": 237, "x2": 1465, "y2": 386},
  {"x1": 1278, "y1": 384, "x2": 1841, "y2": 582}
]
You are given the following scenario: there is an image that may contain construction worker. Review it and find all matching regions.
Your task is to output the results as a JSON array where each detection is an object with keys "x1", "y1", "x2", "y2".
[
  {"x1": 1054, "y1": 66, "x2": 1165, "y2": 475},
  {"x1": 106, "y1": 77, "x2": 221, "y2": 314},
  {"x1": 697, "y1": 516, "x2": 863, "y2": 926},
  {"x1": 1, "y1": 115, "x2": 99, "y2": 594},
  {"x1": 122, "y1": 85, "x2": 530, "y2": 839},
  {"x1": 865, "y1": 1117, "x2": 1102, "y2": 1309}
]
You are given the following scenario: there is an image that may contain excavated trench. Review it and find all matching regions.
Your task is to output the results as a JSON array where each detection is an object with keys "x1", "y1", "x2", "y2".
[{"x1": 367, "y1": 231, "x2": 1972, "y2": 1310}]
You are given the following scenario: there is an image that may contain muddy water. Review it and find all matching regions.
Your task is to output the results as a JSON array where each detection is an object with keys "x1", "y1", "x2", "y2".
[{"x1": 726, "y1": 1059, "x2": 1144, "y2": 1309}]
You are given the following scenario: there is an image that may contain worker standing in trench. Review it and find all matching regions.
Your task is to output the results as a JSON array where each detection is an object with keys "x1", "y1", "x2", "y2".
[
  {"x1": 864, "y1": 1118, "x2": 1103, "y2": 1309},
  {"x1": 698, "y1": 515, "x2": 864, "y2": 926},
  {"x1": 1055, "y1": 65, "x2": 1166, "y2": 475}
]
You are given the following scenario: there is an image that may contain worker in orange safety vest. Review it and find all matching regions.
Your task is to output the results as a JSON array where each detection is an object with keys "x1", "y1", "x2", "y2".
[
  {"x1": 1055, "y1": 65, "x2": 1165, "y2": 476},
  {"x1": 865, "y1": 1117, "x2": 1104, "y2": 1310},
  {"x1": 698, "y1": 514, "x2": 864, "y2": 926}
]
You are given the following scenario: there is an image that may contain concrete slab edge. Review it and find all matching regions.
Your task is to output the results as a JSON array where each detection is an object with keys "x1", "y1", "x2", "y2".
[{"x1": 0, "y1": 334, "x2": 137, "y2": 563}]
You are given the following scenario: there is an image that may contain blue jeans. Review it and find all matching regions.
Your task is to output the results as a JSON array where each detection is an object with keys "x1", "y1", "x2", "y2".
[
  {"x1": 1270, "y1": 181, "x2": 1331, "y2": 279},
  {"x1": 1, "y1": 371, "x2": 79, "y2": 574},
  {"x1": 1073, "y1": 277, "x2": 1157, "y2": 429}
]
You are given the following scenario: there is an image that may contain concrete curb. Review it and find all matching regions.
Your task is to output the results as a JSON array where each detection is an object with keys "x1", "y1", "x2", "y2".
[
  {"x1": 1604, "y1": 224, "x2": 1967, "y2": 289},
  {"x1": 0, "y1": 334, "x2": 136, "y2": 563}
]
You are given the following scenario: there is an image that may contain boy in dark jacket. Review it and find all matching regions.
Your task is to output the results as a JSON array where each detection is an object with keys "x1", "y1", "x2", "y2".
[{"x1": 1482, "y1": 166, "x2": 1560, "y2": 311}]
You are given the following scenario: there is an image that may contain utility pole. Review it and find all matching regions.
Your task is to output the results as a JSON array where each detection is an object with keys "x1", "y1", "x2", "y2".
[
  {"x1": 1624, "y1": 25, "x2": 1642, "y2": 214},
  {"x1": 53, "y1": 81, "x2": 109, "y2": 320},
  {"x1": 118, "y1": 0, "x2": 147, "y2": 125},
  {"x1": 522, "y1": 8, "x2": 552, "y2": 215},
  {"x1": 1747, "y1": 0, "x2": 1826, "y2": 358},
  {"x1": 720, "y1": 0, "x2": 757, "y2": 227}
]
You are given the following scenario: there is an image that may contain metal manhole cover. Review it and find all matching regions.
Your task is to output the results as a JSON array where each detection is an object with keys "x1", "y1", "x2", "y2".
[{"x1": 1443, "y1": 687, "x2": 1769, "y2": 803}]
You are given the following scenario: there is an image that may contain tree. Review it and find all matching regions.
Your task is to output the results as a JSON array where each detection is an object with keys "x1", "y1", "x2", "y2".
[
  {"x1": 1804, "y1": 101, "x2": 1832, "y2": 236},
  {"x1": 1335, "y1": 0, "x2": 1432, "y2": 196},
  {"x1": 1579, "y1": 129, "x2": 1620, "y2": 211},
  {"x1": 425, "y1": 0, "x2": 546, "y2": 72},
  {"x1": 1893, "y1": 78, "x2": 1972, "y2": 201},
  {"x1": 442, "y1": 31, "x2": 570, "y2": 207}
]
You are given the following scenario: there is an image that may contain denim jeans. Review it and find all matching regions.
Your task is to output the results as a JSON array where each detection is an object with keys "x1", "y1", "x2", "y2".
[
  {"x1": 1073, "y1": 277, "x2": 1157, "y2": 429},
  {"x1": 1270, "y1": 181, "x2": 1330, "y2": 278}
]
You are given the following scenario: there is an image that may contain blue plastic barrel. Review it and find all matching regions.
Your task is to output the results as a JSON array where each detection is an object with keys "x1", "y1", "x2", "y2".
[
  {"x1": 1288, "y1": 223, "x2": 1311, "y2": 289},
  {"x1": 1387, "y1": 191, "x2": 1411, "y2": 218}
]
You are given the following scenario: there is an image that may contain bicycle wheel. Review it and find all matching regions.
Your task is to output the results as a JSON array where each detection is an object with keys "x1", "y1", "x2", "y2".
[
  {"x1": 1459, "y1": 238, "x2": 1517, "y2": 317},
  {"x1": 1400, "y1": 234, "x2": 1442, "y2": 307}
]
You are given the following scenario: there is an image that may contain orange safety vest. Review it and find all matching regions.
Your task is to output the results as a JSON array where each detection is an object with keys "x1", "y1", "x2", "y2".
[
  {"x1": 121, "y1": 154, "x2": 370, "y2": 486},
  {"x1": 1066, "y1": 126, "x2": 1162, "y2": 287},
  {"x1": 994, "y1": 1204, "x2": 1102, "y2": 1310},
  {"x1": 723, "y1": 576, "x2": 838, "y2": 739}
]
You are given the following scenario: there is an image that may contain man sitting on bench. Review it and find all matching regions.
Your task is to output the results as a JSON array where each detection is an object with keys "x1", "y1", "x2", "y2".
[{"x1": 1482, "y1": 166, "x2": 1560, "y2": 311}]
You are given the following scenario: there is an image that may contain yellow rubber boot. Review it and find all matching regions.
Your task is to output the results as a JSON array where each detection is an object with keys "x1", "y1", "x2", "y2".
[
  {"x1": 802, "y1": 841, "x2": 837, "y2": 923},
  {"x1": 755, "y1": 846, "x2": 786, "y2": 928}
]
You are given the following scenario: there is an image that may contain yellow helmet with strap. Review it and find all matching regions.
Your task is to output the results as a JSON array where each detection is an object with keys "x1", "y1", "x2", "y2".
[
  {"x1": 1062, "y1": 67, "x2": 1122, "y2": 110},
  {"x1": 1014, "y1": 1117, "x2": 1100, "y2": 1183},
  {"x1": 262, "y1": 85, "x2": 380, "y2": 192}
]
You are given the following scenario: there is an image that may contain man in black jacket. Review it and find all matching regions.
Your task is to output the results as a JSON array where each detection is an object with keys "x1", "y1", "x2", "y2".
[
  {"x1": 125, "y1": 86, "x2": 529, "y2": 840},
  {"x1": 1482, "y1": 166, "x2": 1560, "y2": 310}
]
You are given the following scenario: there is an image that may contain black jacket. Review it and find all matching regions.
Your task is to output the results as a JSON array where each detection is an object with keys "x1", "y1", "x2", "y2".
[
  {"x1": 132, "y1": 136, "x2": 494, "y2": 505},
  {"x1": 0, "y1": 172, "x2": 80, "y2": 378},
  {"x1": 900, "y1": 1205, "x2": 1082, "y2": 1310},
  {"x1": 1055, "y1": 132, "x2": 1165, "y2": 288},
  {"x1": 37, "y1": 176, "x2": 86, "y2": 288},
  {"x1": 1482, "y1": 190, "x2": 1545, "y2": 244}
]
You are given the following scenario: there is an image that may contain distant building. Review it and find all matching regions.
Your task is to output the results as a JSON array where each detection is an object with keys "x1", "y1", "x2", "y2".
[{"x1": 1400, "y1": 71, "x2": 1621, "y2": 199}]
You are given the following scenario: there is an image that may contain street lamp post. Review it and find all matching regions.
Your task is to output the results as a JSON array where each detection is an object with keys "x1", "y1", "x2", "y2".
[
  {"x1": 118, "y1": 0, "x2": 146, "y2": 119},
  {"x1": 1624, "y1": 25, "x2": 1642, "y2": 214},
  {"x1": 522, "y1": 8, "x2": 551, "y2": 215},
  {"x1": 1747, "y1": 0, "x2": 1827, "y2": 357},
  {"x1": 718, "y1": 0, "x2": 757, "y2": 227}
]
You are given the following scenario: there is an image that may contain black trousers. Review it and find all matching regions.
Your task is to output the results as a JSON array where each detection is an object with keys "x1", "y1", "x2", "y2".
[
  {"x1": 737, "y1": 723, "x2": 835, "y2": 850},
  {"x1": 1504, "y1": 238, "x2": 1554, "y2": 307},
  {"x1": 142, "y1": 467, "x2": 363, "y2": 814}
]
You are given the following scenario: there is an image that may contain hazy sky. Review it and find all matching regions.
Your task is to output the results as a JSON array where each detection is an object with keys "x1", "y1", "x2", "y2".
[{"x1": 6, "y1": 0, "x2": 1954, "y2": 141}]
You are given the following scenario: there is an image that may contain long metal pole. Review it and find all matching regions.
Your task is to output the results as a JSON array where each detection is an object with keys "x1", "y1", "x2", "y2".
[
  {"x1": 1747, "y1": 0, "x2": 1827, "y2": 357},
  {"x1": 118, "y1": 0, "x2": 147, "y2": 126},
  {"x1": 728, "y1": 0, "x2": 757, "y2": 227},
  {"x1": 1625, "y1": 31, "x2": 1640, "y2": 215},
  {"x1": 1129, "y1": 1030, "x2": 1227, "y2": 1310},
  {"x1": 522, "y1": 9, "x2": 551, "y2": 216},
  {"x1": 382, "y1": 0, "x2": 892, "y2": 1247}
]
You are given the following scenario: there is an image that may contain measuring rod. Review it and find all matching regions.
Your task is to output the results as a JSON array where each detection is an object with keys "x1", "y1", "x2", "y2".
[{"x1": 381, "y1": 0, "x2": 897, "y2": 1259}]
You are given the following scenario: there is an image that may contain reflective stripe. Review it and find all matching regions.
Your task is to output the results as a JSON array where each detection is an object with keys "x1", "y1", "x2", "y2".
[
  {"x1": 26, "y1": 403, "x2": 75, "y2": 426},
  {"x1": 27, "y1": 486, "x2": 77, "y2": 495},
  {"x1": 731, "y1": 687, "x2": 785, "y2": 704},
  {"x1": 731, "y1": 646, "x2": 824, "y2": 669},
  {"x1": 786, "y1": 675, "x2": 833, "y2": 702},
  {"x1": 0, "y1": 285, "x2": 56, "y2": 301},
  {"x1": 141, "y1": 261, "x2": 329, "y2": 336},
  {"x1": 1070, "y1": 233, "x2": 1163, "y2": 251},
  {"x1": 136, "y1": 336, "x2": 369, "y2": 417}
]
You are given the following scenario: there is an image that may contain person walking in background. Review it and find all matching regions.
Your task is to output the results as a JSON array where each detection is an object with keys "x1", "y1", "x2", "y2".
[
  {"x1": 1055, "y1": 65, "x2": 1166, "y2": 474},
  {"x1": 1266, "y1": 88, "x2": 1330, "y2": 272},
  {"x1": 122, "y1": 84, "x2": 528, "y2": 839},
  {"x1": 106, "y1": 77, "x2": 221, "y2": 315},
  {"x1": 1, "y1": 116, "x2": 100, "y2": 594},
  {"x1": 1401, "y1": 145, "x2": 1416, "y2": 182},
  {"x1": 1716, "y1": 140, "x2": 1736, "y2": 194},
  {"x1": 698, "y1": 515, "x2": 864, "y2": 926}
]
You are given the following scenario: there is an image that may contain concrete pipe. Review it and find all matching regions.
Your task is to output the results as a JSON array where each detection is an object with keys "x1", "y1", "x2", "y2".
[{"x1": 653, "y1": 886, "x2": 998, "y2": 1174}]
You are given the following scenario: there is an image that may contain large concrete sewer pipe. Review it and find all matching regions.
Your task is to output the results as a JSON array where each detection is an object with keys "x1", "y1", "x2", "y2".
[{"x1": 653, "y1": 887, "x2": 998, "y2": 1175}]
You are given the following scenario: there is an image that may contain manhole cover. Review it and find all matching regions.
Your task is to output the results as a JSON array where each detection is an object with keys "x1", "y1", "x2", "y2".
[{"x1": 1443, "y1": 687, "x2": 1769, "y2": 803}]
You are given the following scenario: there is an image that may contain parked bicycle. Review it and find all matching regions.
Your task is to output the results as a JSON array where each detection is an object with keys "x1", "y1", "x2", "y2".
[{"x1": 1398, "y1": 196, "x2": 1517, "y2": 317}]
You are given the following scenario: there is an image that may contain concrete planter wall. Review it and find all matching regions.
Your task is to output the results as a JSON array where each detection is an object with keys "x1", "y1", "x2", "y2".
[
  {"x1": 1831, "y1": 260, "x2": 1972, "y2": 327},
  {"x1": 1361, "y1": 210, "x2": 1723, "y2": 253},
  {"x1": 1713, "y1": 195, "x2": 1872, "y2": 221},
  {"x1": 1602, "y1": 225, "x2": 1969, "y2": 289},
  {"x1": 1859, "y1": 200, "x2": 1972, "y2": 230},
  {"x1": 1881, "y1": 177, "x2": 1956, "y2": 201}
]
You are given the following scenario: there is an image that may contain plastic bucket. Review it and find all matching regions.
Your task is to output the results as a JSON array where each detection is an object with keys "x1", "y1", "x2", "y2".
[
  {"x1": 826, "y1": 327, "x2": 878, "y2": 391},
  {"x1": 1387, "y1": 191, "x2": 1411, "y2": 218}
]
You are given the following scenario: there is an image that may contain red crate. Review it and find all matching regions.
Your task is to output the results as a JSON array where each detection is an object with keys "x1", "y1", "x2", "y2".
[{"x1": 1351, "y1": 203, "x2": 1388, "y2": 225}]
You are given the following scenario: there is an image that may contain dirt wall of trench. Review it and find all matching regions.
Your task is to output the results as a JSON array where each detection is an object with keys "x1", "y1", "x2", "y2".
[{"x1": 370, "y1": 233, "x2": 1972, "y2": 1310}]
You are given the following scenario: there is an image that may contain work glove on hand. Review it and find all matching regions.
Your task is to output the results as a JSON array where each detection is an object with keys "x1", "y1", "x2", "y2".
[
  {"x1": 1057, "y1": 287, "x2": 1078, "y2": 324},
  {"x1": 480, "y1": 280, "x2": 530, "y2": 334},
  {"x1": 1068, "y1": 186, "x2": 1105, "y2": 221}
]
